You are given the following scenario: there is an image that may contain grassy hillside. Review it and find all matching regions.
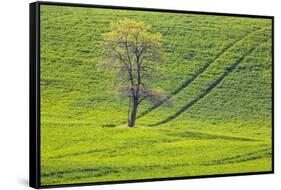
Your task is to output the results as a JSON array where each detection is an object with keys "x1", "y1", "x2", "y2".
[{"x1": 40, "y1": 5, "x2": 272, "y2": 185}]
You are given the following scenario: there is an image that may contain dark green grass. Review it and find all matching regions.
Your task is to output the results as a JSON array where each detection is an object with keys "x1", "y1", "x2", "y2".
[{"x1": 40, "y1": 5, "x2": 272, "y2": 185}]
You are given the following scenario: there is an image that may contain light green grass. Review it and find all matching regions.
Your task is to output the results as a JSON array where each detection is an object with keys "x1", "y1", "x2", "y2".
[{"x1": 40, "y1": 5, "x2": 272, "y2": 185}]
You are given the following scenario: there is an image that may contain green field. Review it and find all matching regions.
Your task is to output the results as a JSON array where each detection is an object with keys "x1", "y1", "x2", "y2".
[{"x1": 40, "y1": 5, "x2": 273, "y2": 185}]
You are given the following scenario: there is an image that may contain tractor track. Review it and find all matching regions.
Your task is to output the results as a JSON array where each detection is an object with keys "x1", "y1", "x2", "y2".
[
  {"x1": 149, "y1": 34, "x2": 270, "y2": 126},
  {"x1": 137, "y1": 28, "x2": 263, "y2": 119}
]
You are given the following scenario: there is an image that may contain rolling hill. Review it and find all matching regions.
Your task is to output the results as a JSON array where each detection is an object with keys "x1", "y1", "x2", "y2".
[{"x1": 39, "y1": 5, "x2": 272, "y2": 185}]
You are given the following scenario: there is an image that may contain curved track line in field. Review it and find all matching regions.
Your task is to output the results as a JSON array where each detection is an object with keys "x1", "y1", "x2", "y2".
[
  {"x1": 202, "y1": 148, "x2": 271, "y2": 166},
  {"x1": 49, "y1": 149, "x2": 106, "y2": 159},
  {"x1": 41, "y1": 168, "x2": 99, "y2": 178},
  {"x1": 149, "y1": 46, "x2": 257, "y2": 126},
  {"x1": 137, "y1": 30, "x2": 259, "y2": 119},
  {"x1": 168, "y1": 130, "x2": 258, "y2": 142}
]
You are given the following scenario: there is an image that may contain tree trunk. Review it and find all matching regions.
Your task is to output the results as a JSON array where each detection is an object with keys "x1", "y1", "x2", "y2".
[
  {"x1": 128, "y1": 98, "x2": 138, "y2": 127},
  {"x1": 128, "y1": 55, "x2": 141, "y2": 128}
]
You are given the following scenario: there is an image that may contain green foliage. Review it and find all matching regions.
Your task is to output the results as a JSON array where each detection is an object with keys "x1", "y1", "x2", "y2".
[
  {"x1": 103, "y1": 19, "x2": 162, "y2": 51},
  {"x1": 101, "y1": 18, "x2": 163, "y2": 89},
  {"x1": 40, "y1": 5, "x2": 272, "y2": 185}
]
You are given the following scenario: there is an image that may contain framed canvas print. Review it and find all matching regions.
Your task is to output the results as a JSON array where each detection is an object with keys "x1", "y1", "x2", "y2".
[{"x1": 29, "y1": 1, "x2": 274, "y2": 188}]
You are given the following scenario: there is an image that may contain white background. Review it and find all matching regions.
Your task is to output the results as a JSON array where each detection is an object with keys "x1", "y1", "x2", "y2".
[{"x1": 0, "y1": 0, "x2": 279, "y2": 189}]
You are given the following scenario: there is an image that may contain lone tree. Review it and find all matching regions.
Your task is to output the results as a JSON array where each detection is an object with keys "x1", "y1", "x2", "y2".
[{"x1": 102, "y1": 19, "x2": 170, "y2": 127}]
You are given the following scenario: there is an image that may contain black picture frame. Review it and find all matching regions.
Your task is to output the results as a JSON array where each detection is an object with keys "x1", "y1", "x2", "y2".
[{"x1": 30, "y1": 1, "x2": 274, "y2": 189}]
